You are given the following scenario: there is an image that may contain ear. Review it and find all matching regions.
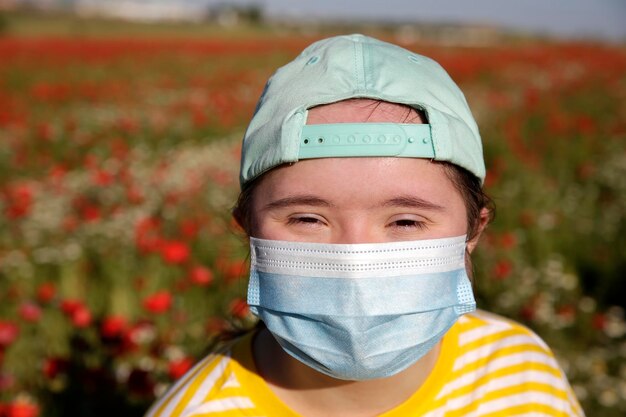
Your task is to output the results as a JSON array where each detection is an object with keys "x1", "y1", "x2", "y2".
[
  {"x1": 231, "y1": 207, "x2": 251, "y2": 237},
  {"x1": 466, "y1": 207, "x2": 491, "y2": 254}
]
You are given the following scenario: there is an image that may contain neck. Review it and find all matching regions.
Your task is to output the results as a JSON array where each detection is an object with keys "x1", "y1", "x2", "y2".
[{"x1": 253, "y1": 328, "x2": 441, "y2": 417}]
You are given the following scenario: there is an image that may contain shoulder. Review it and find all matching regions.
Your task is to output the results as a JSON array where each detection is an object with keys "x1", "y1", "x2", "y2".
[
  {"x1": 144, "y1": 335, "x2": 256, "y2": 417},
  {"x1": 452, "y1": 309, "x2": 564, "y2": 377},
  {"x1": 456, "y1": 309, "x2": 552, "y2": 353},
  {"x1": 435, "y1": 310, "x2": 586, "y2": 416}
]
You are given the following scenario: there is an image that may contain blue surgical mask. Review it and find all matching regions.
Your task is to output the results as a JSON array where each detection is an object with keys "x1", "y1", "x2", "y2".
[{"x1": 247, "y1": 235, "x2": 475, "y2": 381}]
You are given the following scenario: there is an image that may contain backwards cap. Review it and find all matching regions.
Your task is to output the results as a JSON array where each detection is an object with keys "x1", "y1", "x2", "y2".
[{"x1": 240, "y1": 34, "x2": 485, "y2": 186}]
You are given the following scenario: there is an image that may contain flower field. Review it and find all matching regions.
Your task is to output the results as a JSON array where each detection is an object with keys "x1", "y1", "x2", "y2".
[{"x1": 0, "y1": 26, "x2": 625, "y2": 417}]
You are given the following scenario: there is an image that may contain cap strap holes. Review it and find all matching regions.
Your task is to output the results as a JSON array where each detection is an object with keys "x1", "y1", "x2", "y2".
[
  {"x1": 303, "y1": 138, "x2": 310, "y2": 144},
  {"x1": 317, "y1": 137, "x2": 324, "y2": 143},
  {"x1": 306, "y1": 56, "x2": 320, "y2": 65}
]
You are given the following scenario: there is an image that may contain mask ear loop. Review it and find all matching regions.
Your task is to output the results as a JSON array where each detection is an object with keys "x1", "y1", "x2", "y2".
[{"x1": 464, "y1": 246, "x2": 479, "y2": 295}]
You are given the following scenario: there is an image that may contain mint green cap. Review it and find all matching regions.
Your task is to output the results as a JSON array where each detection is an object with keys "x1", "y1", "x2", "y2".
[{"x1": 240, "y1": 34, "x2": 485, "y2": 186}]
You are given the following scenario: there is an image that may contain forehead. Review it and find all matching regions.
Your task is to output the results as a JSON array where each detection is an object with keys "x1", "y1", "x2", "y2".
[
  {"x1": 255, "y1": 156, "x2": 463, "y2": 212},
  {"x1": 306, "y1": 99, "x2": 423, "y2": 124}
]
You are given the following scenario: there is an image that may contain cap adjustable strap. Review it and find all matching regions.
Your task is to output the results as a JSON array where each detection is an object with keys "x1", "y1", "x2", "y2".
[{"x1": 298, "y1": 123, "x2": 436, "y2": 159}]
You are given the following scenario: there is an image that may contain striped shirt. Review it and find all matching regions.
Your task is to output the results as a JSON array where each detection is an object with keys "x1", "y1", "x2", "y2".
[{"x1": 145, "y1": 311, "x2": 584, "y2": 417}]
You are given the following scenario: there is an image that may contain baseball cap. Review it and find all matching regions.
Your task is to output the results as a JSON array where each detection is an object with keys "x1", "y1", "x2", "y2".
[{"x1": 240, "y1": 34, "x2": 485, "y2": 186}]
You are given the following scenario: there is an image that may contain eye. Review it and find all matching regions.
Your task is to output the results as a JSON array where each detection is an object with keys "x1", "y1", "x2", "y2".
[
  {"x1": 388, "y1": 218, "x2": 427, "y2": 230},
  {"x1": 286, "y1": 215, "x2": 326, "y2": 227}
]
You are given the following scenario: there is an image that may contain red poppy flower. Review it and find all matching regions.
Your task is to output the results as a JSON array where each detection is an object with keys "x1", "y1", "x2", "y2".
[
  {"x1": 168, "y1": 357, "x2": 194, "y2": 380},
  {"x1": 60, "y1": 299, "x2": 91, "y2": 327},
  {"x1": 60, "y1": 299, "x2": 84, "y2": 316},
  {"x1": 229, "y1": 298, "x2": 249, "y2": 319},
  {"x1": 217, "y1": 258, "x2": 247, "y2": 283},
  {"x1": 0, "y1": 321, "x2": 19, "y2": 347},
  {"x1": 135, "y1": 217, "x2": 162, "y2": 253},
  {"x1": 4, "y1": 183, "x2": 34, "y2": 219},
  {"x1": 92, "y1": 169, "x2": 114, "y2": 187},
  {"x1": 18, "y1": 302, "x2": 42, "y2": 323},
  {"x1": 5, "y1": 399, "x2": 40, "y2": 417},
  {"x1": 143, "y1": 291, "x2": 172, "y2": 314},
  {"x1": 160, "y1": 240, "x2": 190, "y2": 264},
  {"x1": 100, "y1": 315, "x2": 128, "y2": 338},
  {"x1": 189, "y1": 266, "x2": 213, "y2": 287},
  {"x1": 180, "y1": 219, "x2": 201, "y2": 239},
  {"x1": 80, "y1": 204, "x2": 101, "y2": 222},
  {"x1": 71, "y1": 305, "x2": 92, "y2": 328},
  {"x1": 43, "y1": 357, "x2": 69, "y2": 379},
  {"x1": 500, "y1": 232, "x2": 517, "y2": 249},
  {"x1": 493, "y1": 260, "x2": 513, "y2": 280},
  {"x1": 36, "y1": 282, "x2": 56, "y2": 304}
]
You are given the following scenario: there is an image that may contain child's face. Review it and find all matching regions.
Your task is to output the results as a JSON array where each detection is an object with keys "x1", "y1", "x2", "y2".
[{"x1": 250, "y1": 156, "x2": 468, "y2": 244}]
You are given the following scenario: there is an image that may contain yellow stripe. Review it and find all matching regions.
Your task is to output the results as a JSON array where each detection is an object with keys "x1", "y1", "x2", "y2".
[
  {"x1": 459, "y1": 312, "x2": 492, "y2": 329},
  {"x1": 443, "y1": 362, "x2": 565, "y2": 402},
  {"x1": 427, "y1": 363, "x2": 567, "y2": 412},
  {"x1": 208, "y1": 386, "x2": 248, "y2": 402},
  {"x1": 458, "y1": 327, "x2": 541, "y2": 352},
  {"x1": 452, "y1": 343, "x2": 549, "y2": 376},
  {"x1": 442, "y1": 383, "x2": 570, "y2": 417},
  {"x1": 479, "y1": 402, "x2": 572, "y2": 417}
]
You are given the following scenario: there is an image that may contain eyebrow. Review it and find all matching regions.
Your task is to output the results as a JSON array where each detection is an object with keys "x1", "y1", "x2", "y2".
[
  {"x1": 380, "y1": 195, "x2": 446, "y2": 211},
  {"x1": 262, "y1": 194, "x2": 445, "y2": 212},
  {"x1": 263, "y1": 195, "x2": 334, "y2": 211}
]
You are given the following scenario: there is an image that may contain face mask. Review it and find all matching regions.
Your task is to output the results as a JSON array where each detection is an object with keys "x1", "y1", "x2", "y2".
[{"x1": 247, "y1": 235, "x2": 475, "y2": 381}]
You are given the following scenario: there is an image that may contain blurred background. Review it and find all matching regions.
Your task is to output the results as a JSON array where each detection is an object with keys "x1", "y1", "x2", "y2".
[{"x1": 0, "y1": 1, "x2": 624, "y2": 416}]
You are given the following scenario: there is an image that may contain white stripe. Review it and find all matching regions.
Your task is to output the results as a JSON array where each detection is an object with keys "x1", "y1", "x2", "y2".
[
  {"x1": 184, "y1": 396, "x2": 255, "y2": 415},
  {"x1": 472, "y1": 311, "x2": 550, "y2": 351},
  {"x1": 458, "y1": 320, "x2": 512, "y2": 346},
  {"x1": 145, "y1": 353, "x2": 221, "y2": 417},
  {"x1": 509, "y1": 413, "x2": 558, "y2": 417},
  {"x1": 159, "y1": 355, "x2": 230, "y2": 417},
  {"x1": 436, "y1": 370, "x2": 568, "y2": 413},
  {"x1": 438, "y1": 351, "x2": 558, "y2": 399},
  {"x1": 453, "y1": 334, "x2": 546, "y2": 371},
  {"x1": 472, "y1": 391, "x2": 571, "y2": 416},
  {"x1": 185, "y1": 355, "x2": 231, "y2": 410},
  {"x1": 221, "y1": 372, "x2": 240, "y2": 389}
]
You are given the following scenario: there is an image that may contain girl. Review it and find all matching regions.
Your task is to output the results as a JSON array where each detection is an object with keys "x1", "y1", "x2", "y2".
[{"x1": 146, "y1": 34, "x2": 584, "y2": 417}]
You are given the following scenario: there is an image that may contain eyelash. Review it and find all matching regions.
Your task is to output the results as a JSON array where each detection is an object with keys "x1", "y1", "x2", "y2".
[
  {"x1": 390, "y1": 219, "x2": 427, "y2": 230},
  {"x1": 287, "y1": 216, "x2": 323, "y2": 226}
]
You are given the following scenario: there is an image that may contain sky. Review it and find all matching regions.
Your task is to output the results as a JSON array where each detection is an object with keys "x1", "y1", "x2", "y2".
[{"x1": 208, "y1": 0, "x2": 626, "y2": 42}]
